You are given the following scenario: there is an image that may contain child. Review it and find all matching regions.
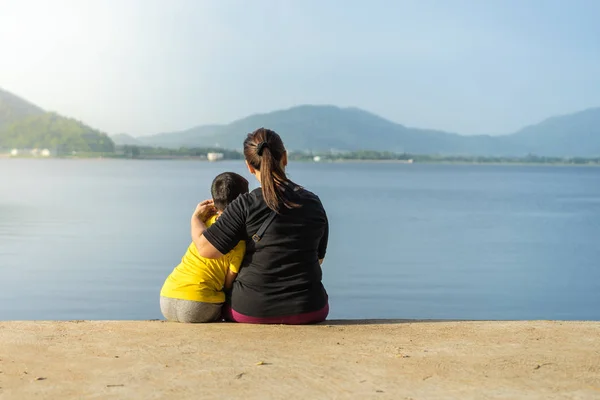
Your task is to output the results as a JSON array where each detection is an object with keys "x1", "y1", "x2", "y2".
[{"x1": 160, "y1": 172, "x2": 248, "y2": 323}]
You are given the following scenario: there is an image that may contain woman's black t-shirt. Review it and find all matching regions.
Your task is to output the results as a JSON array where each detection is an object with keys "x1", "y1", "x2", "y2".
[{"x1": 203, "y1": 185, "x2": 328, "y2": 317}]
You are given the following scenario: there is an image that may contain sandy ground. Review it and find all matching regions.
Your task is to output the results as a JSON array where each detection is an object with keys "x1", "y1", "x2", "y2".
[{"x1": 0, "y1": 320, "x2": 599, "y2": 400}]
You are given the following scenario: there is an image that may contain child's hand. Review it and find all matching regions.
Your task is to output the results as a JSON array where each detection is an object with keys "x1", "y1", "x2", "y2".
[{"x1": 193, "y1": 199, "x2": 217, "y2": 221}]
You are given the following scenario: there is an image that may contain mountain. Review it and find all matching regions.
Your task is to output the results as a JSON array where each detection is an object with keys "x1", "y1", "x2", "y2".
[
  {"x1": 136, "y1": 105, "x2": 600, "y2": 157},
  {"x1": 3, "y1": 85, "x2": 600, "y2": 157},
  {"x1": 111, "y1": 133, "x2": 144, "y2": 146},
  {"x1": 0, "y1": 88, "x2": 44, "y2": 128},
  {"x1": 138, "y1": 105, "x2": 522, "y2": 155},
  {"x1": 1, "y1": 113, "x2": 114, "y2": 152},
  {"x1": 0, "y1": 88, "x2": 114, "y2": 152},
  {"x1": 138, "y1": 124, "x2": 222, "y2": 147},
  {"x1": 506, "y1": 108, "x2": 600, "y2": 157}
]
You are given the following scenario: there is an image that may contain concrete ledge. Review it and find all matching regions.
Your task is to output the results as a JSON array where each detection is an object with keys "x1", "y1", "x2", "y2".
[{"x1": 0, "y1": 320, "x2": 599, "y2": 399}]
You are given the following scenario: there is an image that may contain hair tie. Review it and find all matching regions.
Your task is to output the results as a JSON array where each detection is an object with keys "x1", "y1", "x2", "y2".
[{"x1": 256, "y1": 141, "x2": 269, "y2": 156}]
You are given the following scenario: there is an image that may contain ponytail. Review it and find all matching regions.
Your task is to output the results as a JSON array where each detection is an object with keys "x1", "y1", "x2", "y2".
[{"x1": 243, "y1": 128, "x2": 300, "y2": 213}]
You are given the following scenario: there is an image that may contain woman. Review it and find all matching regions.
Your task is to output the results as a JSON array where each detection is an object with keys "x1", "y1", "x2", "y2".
[{"x1": 191, "y1": 127, "x2": 329, "y2": 324}]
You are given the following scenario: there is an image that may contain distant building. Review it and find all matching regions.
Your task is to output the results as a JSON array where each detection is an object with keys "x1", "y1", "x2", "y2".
[
  {"x1": 207, "y1": 152, "x2": 224, "y2": 162},
  {"x1": 10, "y1": 149, "x2": 19, "y2": 156},
  {"x1": 313, "y1": 156, "x2": 321, "y2": 162},
  {"x1": 41, "y1": 149, "x2": 51, "y2": 157}
]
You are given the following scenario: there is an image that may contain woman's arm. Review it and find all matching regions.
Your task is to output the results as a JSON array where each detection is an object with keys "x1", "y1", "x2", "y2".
[
  {"x1": 190, "y1": 200, "x2": 224, "y2": 259},
  {"x1": 195, "y1": 195, "x2": 247, "y2": 259}
]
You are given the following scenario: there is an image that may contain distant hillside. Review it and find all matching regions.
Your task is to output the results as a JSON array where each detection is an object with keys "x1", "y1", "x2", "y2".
[
  {"x1": 1, "y1": 113, "x2": 114, "y2": 152},
  {"x1": 506, "y1": 108, "x2": 600, "y2": 157},
  {"x1": 137, "y1": 105, "x2": 522, "y2": 155},
  {"x1": 111, "y1": 133, "x2": 144, "y2": 146},
  {"x1": 136, "y1": 105, "x2": 600, "y2": 157},
  {"x1": 0, "y1": 88, "x2": 44, "y2": 128},
  {"x1": 139, "y1": 124, "x2": 222, "y2": 147},
  {"x1": 3, "y1": 85, "x2": 600, "y2": 157},
  {"x1": 0, "y1": 88, "x2": 114, "y2": 152}
]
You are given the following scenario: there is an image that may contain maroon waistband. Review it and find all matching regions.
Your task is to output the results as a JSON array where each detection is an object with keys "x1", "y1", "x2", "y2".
[{"x1": 223, "y1": 303, "x2": 329, "y2": 325}]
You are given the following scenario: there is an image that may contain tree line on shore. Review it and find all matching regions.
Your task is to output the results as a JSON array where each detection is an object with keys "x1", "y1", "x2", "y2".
[{"x1": 94, "y1": 146, "x2": 600, "y2": 165}]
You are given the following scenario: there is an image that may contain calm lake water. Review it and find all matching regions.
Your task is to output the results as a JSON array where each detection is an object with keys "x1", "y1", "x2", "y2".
[{"x1": 1, "y1": 159, "x2": 599, "y2": 321}]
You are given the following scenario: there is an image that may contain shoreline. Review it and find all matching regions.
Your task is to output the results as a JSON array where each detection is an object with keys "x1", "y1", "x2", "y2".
[
  {"x1": 1, "y1": 320, "x2": 599, "y2": 399},
  {"x1": 1, "y1": 156, "x2": 599, "y2": 167}
]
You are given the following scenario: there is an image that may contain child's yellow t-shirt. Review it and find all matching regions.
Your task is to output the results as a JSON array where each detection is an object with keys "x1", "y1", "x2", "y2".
[{"x1": 160, "y1": 215, "x2": 245, "y2": 304}]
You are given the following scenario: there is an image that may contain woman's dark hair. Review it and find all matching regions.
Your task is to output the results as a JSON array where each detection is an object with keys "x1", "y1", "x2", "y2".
[
  {"x1": 211, "y1": 172, "x2": 249, "y2": 212},
  {"x1": 244, "y1": 128, "x2": 299, "y2": 212}
]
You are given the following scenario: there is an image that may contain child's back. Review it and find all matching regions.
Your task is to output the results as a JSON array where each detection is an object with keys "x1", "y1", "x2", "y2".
[
  {"x1": 159, "y1": 172, "x2": 249, "y2": 323},
  {"x1": 160, "y1": 215, "x2": 245, "y2": 304}
]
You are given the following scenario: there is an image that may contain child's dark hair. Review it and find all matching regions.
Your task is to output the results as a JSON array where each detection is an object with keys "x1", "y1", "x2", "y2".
[{"x1": 211, "y1": 172, "x2": 249, "y2": 211}]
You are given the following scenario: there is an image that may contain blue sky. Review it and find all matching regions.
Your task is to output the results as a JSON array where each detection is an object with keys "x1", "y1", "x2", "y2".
[{"x1": 1, "y1": 0, "x2": 599, "y2": 136}]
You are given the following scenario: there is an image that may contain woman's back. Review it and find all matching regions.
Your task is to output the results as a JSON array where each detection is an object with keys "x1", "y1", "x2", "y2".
[{"x1": 204, "y1": 185, "x2": 328, "y2": 318}]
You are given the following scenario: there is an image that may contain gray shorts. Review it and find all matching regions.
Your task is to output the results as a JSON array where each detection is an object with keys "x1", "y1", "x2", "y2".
[{"x1": 160, "y1": 296, "x2": 223, "y2": 323}]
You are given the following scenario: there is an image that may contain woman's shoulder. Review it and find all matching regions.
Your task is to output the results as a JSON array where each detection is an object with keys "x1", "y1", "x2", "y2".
[
  {"x1": 294, "y1": 185, "x2": 323, "y2": 204},
  {"x1": 241, "y1": 188, "x2": 265, "y2": 208},
  {"x1": 230, "y1": 188, "x2": 262, "y2": 208},
  {"x1": 289, "y1": 186, "x2": 326, "y2": 215},
  {"x1": 226, "y1": 188, "x2": 267, "y2": 219}
]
